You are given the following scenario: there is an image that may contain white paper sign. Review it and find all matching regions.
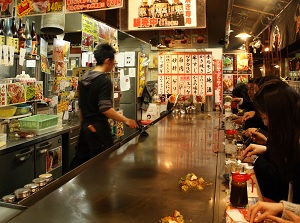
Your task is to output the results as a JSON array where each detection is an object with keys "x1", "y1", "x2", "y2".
[
  {"x1": 120, "y1": 75, "x2": 130, "y2": 91},
  {"x1": 19, "y1": 48, "x2": 26, "y2": 66},
  {"x1": 124, "y1": 52, "x2": 135, "y2": 67},
  {"x1": 115, "y1": 52, "x2": 125, "y2": 67},
  {"x1": 128, "y1": 67, "x2": 136, "y2": 77}
]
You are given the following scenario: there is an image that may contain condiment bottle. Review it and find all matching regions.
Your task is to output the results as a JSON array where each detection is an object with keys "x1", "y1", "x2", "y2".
[
  {"x1": 0, "y1": 19, "x2": 5, "y2": 45},
  {"x1": 24, "y1": 19, "x2": 32, "y2": 54},
  {"x1": 230, "y1": 172, "x2": 254, "y2": 208},
  {"x1": 18, "y1": 18, "x2": 26, "y2": 51},
  {"x1": 5, "y1": 18, "x2": 13, "y2": 47},
  {"x1": 31, "y1": 21, "x2": 38, "y2": 55},
  {"x1": 11, "y1": 17, "x2": 19, "y2": 53}
]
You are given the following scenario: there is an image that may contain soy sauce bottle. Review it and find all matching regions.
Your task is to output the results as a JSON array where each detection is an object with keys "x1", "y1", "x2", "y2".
[
  {"x1": 11, "y1": 17, "x2": 19, "y2": 53},
  {"x1": 0, "y1": 19, "x2": 5, "y2": 45}
]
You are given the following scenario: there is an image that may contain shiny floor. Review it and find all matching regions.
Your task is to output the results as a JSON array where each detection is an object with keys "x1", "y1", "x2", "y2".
[{"x1": 8, "y1": 112, "x2": 226, "y2": 223}]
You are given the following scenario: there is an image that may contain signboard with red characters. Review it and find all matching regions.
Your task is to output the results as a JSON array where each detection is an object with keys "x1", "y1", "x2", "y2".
[
  {"x1": 128, "y1": 0, "x2": 202, "y2": 31},
  {"x1": 16, "y1": 0, "x2": 63, "y2": 17},
  {"x1": 0, "y1": 0, "x2": 13, "y2": 18},
  {"x1": 65, "y1": 0, "x2": 123, "y2": 13}
]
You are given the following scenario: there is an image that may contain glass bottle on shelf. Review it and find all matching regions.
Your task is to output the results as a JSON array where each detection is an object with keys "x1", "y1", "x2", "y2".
[
  {"x1": 5, "y1": 18, "x2": 13, "y2": 47},
  {"x1": 24, "y1": 19, "x2": 32, "y2": 54},
  {"x1": 31, "y1": 21, "x2": 38, "y2": 55},
  {"x1": 0, "y1": 19, "x2": 5, "y2": 45},
  {"x1": 11, "y1": 17, "x2": 19, "y2": 53},
  {"x1": 18, "y1": 18, "x2": 26, "y2": 51}
]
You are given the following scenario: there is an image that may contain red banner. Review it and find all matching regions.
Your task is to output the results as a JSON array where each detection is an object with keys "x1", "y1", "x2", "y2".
[{"x1": 65, "y1": 0, "x2": 123, "y2": 13}]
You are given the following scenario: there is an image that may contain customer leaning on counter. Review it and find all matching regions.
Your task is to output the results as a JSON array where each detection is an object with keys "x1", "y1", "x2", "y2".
[
  {"x1": 71, "y1": 43, "x2": 138, "y2": 169},
  {"x1": 246, "y1": 99, "x2": 300, "y2": 223},
  {"x1": 242, "y1": 79, "x2": 300, "y2": 203},
  {"x1": 247, "y1": 201, "x2": 300, "y2": 223}
]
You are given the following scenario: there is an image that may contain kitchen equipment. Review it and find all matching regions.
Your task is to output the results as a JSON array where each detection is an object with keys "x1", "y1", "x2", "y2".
[
  {"x1": 2, "y1": 194, "x2": 16, "y2": 203},
  {"x1": 0, "y1": 106, "x2": 17, "y2": 117},
  {"x1": 19, "y1": 114, "x2": 58, "y2": 129},
  {"x1": 20, "y1": 125, "x2": 58, "y2": 136},
  {"x1": 35, "y1": 135, "x2": 62, "y2": 179},
  {"x1": 0, "y1": 146, "x2": 35, "y2": 198},
  {"x1": 39, "y1": 173, "x2": 53, "y2": 183},
  {"x1": 230, "y1": 172, "x2": 254, "y2": 208},
  {"x1": 24, "y1": 183, "x2": 39, "y2": 193},
  {"x1": 14, "y1": 104, "x2": 31, "y2": 116},
  {"x1": 32, "y1": 178, "x2": 47, "y2": 188},
  {"x1": 14, "y1": 188, "x2": 31, "y2": 201}
]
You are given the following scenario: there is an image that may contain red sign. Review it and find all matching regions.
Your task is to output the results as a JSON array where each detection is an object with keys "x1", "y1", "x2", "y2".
[{"x1": 65, "y1": 0, "x2": 123, "y2": 13}]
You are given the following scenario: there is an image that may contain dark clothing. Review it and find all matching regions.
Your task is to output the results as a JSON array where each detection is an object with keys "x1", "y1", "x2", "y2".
[
  {"x1": 239, "y1": 98, "x2": 253, "y2": 112},
  {"x1": 71, "y1": 70, "x2": 114, "y2": 169},
  {"x1": 244, "y1": 114, "x2": 267, "y2": 131},
  {"x1": 254, "y1": 153, "x2": 300, "y2": 203}
]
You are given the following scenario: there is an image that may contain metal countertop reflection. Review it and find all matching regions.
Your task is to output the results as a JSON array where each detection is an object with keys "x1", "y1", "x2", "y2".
[{"x1": 7, "y1": 112, "x2": 226, "y2": 223}]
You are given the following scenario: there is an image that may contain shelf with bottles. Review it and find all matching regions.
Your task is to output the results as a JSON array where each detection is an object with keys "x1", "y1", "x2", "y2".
[{"x1": 0, "y1": 16, "x2": 38, "y2": 64}]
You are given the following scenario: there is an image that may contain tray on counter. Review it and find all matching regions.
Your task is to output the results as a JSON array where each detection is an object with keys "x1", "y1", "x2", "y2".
[
  {"x1": 19, "y1": 114, "x2": 58, "y2": 129},
  {"x1": 20, "y1": 125, "x2": 58, "y2": 136}
]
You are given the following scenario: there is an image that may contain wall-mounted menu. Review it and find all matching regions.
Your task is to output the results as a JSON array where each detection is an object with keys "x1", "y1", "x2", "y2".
[
  {"x1": 157, "y1": 52, "x2": 213, "y2": 103},
  {"x1": 222, "y1": 53, "x2": 252, "y2": 94}
]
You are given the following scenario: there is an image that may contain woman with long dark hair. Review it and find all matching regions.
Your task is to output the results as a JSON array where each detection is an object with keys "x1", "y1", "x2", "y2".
[{"x1": 242, "y1": 79, "x2": 300, "y2": 203}]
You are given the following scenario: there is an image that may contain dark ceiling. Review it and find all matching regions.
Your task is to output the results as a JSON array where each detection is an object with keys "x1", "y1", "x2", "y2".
[
  {"x1": 92, "y1": 0, "x2": 294, "y2": 53},
  {"x1": 225, "y1": 0, "x2": 294, "y2": 51}
]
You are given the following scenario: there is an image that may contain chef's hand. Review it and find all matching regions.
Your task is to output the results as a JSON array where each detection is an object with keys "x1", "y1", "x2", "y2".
[
  {"x1": 247, "y1": 201, "x2": 283, "y2": 223},
  {"x1": 242, "y1": 144, "x2": 267, "y2": 157},
  {"x1": 242, "y1": 111, "x2": 255, "y2": 122},
  {"x1": 267, "y1": 210, "x2": 300, "y2": 223},
  {"x1": 124, "y1": 119, "x2": 139, "y2": 129}
]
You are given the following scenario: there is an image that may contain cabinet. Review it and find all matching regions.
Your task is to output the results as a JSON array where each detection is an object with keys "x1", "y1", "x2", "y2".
[
  {"x1": 35, "y1": 135, "x2": 63, "y2": 179},
  {"x1": 0, "y1": 146, "x2": 35, "y2": 197},
  {"x1": 0, "y1": 134, "x2": 63, "y2": 198},
  {"x1": 63, "y1": 126, "x2": 80, "y2": 173}
]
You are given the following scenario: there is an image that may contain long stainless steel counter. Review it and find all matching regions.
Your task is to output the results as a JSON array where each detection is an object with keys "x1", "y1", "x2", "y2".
[{"x1": 6, "y1": 112, "x2": 227, "y2": 223}]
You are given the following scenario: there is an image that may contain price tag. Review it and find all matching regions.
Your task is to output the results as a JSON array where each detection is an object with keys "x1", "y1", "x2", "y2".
[{"x1": 26, "y1": 60, "x2": 36, "y2": 68}]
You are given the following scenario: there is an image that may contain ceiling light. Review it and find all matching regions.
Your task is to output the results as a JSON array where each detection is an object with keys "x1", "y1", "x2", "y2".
[
  {"x1": 274, "y1": 65, "x2": 280, "y2": 68},
  {"x1": 238, "y1": 43, "x2": 246, "y2": 51},
  {"x1": 264, "y1": 47, "x2": 270, "y2": 52},
  {"x1": 235, "y1": 32, "x2": 251, "y2": 40}
]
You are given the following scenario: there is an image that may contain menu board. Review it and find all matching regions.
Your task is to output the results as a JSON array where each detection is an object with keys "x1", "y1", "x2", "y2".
[
  {"x1": 158, "y1": 52, "x2": 213, "y2": 102},
  {"x1": 65, "y1": 0, "x2": 123, "y2": 13},
  {"x1": 81, "y1": 14, "x2": 118, "y2": 52},
  {"x1": 52, "y1": 39, "x2": 70, "y2": 62},
  {"x1": 16, "y1": 0, "x2": 63, "y2": 17},
  {"x1": 222, "y1": 53, "x2": 252, "y2": 94},
  {"x1": 128, "y1": 0, "x2": 202, "y2": 30}
]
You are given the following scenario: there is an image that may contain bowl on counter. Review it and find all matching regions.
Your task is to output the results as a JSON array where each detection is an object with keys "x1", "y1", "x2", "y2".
[
  {"x1": 14, "y1": 104, "x2": 31, "y2": 116},
  {"x1": 0, "y1": 106, "x2": 17, "y2": 117}
]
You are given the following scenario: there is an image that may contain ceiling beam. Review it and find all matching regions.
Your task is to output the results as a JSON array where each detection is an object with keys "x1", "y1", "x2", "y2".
[{"x1": 233, "y1": 4, "x2": 275, "y2": 16}]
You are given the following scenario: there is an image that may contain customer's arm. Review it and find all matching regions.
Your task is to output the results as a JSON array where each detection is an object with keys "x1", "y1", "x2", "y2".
[
  {"x1": 281, "y1": 201, "x2": 300, "y2": 220},
  {"x1": 247, "y1": 201, "x2": 300, "y2": 223},
  {"x1": 247, "y1": 201, "x2": 283, "y2": 223}
]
